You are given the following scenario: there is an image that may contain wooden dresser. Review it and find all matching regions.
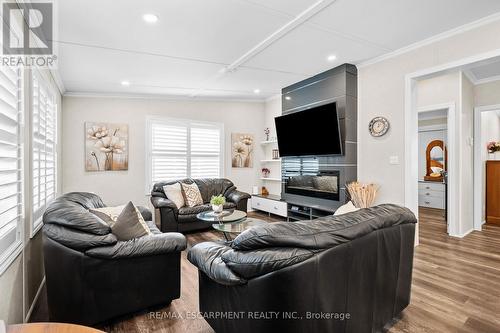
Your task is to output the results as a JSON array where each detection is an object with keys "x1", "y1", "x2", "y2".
[{"x1": 486, "y1": 161, "x2": 500, "y2": 225}]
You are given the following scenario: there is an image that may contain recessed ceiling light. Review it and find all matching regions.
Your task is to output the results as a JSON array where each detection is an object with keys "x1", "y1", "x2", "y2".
[
  {"x1": 327, "y1": 54, "x2": 337, "y2": 62},
  {"x1": 285, "y1": 96, "x2": 291, "y2": 100},
  {"x1": 121, "y1": 81, "x2": 130, "y2": 86},
  {"x1": 143, "y1": 14, "x2": 159, "y2": 23},
  {"x1": 253, "y1": 89, "x2": 261, "y2": 94}
]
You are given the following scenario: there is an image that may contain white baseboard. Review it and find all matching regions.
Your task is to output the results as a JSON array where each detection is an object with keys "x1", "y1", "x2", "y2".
[
  {"x1": 25, "y1": 277, "x2": 45, "y2": 323},
  {"x1": 449, "y1": 228, "x2": 474, "y2": 238}
]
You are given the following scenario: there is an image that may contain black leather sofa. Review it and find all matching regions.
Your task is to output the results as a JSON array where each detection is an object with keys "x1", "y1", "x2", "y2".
[
  {"x1": 151, "y1": 178, "x2": 251, "y2": 233},
  {"x1": 42, "y1": 192, "x2": 187, "y2": 325},
  {"x1": 188, "y1": 204, "x2": 417, "y2": 333}
]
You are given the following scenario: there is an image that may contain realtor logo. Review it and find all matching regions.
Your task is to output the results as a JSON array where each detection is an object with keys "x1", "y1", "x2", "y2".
[
  {"x1": 3, "y1": 2, "x2": 53, "y2": 55},
  {"x1": 1, "y1": 1, "x2": 56, "y2": 67}
]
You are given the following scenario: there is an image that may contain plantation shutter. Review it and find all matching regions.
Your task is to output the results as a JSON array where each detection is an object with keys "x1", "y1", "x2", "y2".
[
  {"x1": 32, "y1": 72, "x2": 57, "y2": 226},
  {"x1": 190, "y1": 123, "x2": 221, "y2": 179},
  {"x1": 149, "y1": 118, "x2": 222, "y2": 189},
  {"x1": 0, "y1": 62, "x2": 22, "y2": 263}
]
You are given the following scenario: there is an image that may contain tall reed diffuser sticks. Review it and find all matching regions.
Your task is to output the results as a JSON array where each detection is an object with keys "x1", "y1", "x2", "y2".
[{"x1": 346, "y1": 182, "x2": 379, "y2": 208}]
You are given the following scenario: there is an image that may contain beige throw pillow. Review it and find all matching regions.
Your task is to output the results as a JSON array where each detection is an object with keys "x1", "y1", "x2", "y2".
[
  {"x1": 181, "y1": 182, "x2": 204, "y2": 207},
  {"x1": 163, "y1": 183, "x2": 185, "y2": 208},
  {"x1": 334, "y1": 201, "x2": 360, "y2": 216},
  {"x1": 111, "y1": 201, "x2": 151, "y2": 241},
  {"x1": 90, "y1": 205, "x2": 126, "y2": 226}
]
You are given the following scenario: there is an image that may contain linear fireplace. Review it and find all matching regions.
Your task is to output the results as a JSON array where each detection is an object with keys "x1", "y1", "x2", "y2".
[{"x1": 284, "y1": 171, "x2": 339, "y2": 201}]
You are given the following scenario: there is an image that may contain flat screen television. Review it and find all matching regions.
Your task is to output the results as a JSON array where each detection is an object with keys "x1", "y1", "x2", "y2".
[{"x1": 275, "y1": 102, "x2": 342, "y2": 157}]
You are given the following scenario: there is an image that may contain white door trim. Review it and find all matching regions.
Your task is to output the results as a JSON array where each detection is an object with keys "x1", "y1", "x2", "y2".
[
  {"x1": 473, "y1": 104, "x2": 500, "y2": 231},
  {"x1": 415, "y1": 103, "x2": 456, "y2": 236},
  {"x1": 405, "y1": 82, "x2": 459, "y2": 242}
]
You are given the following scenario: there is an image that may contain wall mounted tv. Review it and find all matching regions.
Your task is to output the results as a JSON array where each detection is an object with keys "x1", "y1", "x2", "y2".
[{"x1": 275, "y1": 102, "x2": 342, "y2": 157}]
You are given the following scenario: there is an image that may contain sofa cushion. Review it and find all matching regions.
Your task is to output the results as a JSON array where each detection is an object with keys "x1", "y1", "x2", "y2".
[
  {"x1": 181, "y1": 182, "x2": 204, "y2": 207},
  {"x1": 111, "y1": 202, "x2": 151, "y2": 241},
  {"x1": 221, "y1": 247, "x2": 315, "y2": 279},
  {"x1": 193, "y1": 178, "x2": 236, "y2": 203},
  {"x1": 178, "y1": 202, "x2": 237, "y2": 216},
  {"x1": 231, "y1": 204, "x2": 417, "y2": 251},
  {"x1": 43, "y1": 192, "x2": 111, "y2": 235},
  {"x1": 187, "y1": 242, "x2": 246, "y2": 286}
]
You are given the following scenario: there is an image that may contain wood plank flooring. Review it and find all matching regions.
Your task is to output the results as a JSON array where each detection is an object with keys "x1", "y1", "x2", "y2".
[{"x1": 31, "y1": 209, "x2": 500, "y2": 333}]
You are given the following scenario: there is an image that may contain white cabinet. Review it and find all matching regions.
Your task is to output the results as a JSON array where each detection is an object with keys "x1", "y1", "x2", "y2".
[
  {"x1": 418, "y1": 181, "x2": 445, "y2": 209},
  {"x1": 251, "y1": 195, "x2": 287, "y2": 217}
]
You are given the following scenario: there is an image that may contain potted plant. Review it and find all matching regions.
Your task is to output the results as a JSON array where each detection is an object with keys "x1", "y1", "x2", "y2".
[
  {"x1": 210, "y1": 195, "x2": 226, "y2": 214},
  {"x1": 261, "y1": 167, "x2": 270, "y2": 178}
]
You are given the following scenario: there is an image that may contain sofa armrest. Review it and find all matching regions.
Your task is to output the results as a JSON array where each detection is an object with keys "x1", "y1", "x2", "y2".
[
  {"x1": 151, "y1": 196, "x2": 178, "y2": 212},
  {"x1": 137, "y1": 205, "x2": 153, "y2": 221},
  {"x1": 226, "y1": 189, "x2": 251, "y2": 205},
  {"x1": 85, "y1": 232, "x2": 187, "y2": 259},
  {"x1": 187, "y1": 242, "x2": 246, "y2": 286}
]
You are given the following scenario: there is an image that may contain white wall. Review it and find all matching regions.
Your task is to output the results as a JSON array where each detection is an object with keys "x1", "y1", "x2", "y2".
[
  {"x1": 475, "y1": 80, "x2": 500, "y2": 107},
  {"x1": 460, "y1": 73, "x2": 475, "y2": 234},
  {"x1": 480, "y1": 111, "x2": 500, "y2": 221},
  {"x1": 417, "y1": 72, "x2": 460, "y2": 107},
  {"x1": 358, "y1": 18, "x2": 500, "y2": 212},
  {"x1": 62, "y1": 96, "x2": 265, "y2": 207}
]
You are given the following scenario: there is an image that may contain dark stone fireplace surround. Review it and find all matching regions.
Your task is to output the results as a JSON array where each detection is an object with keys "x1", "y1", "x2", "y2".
[{"x1": 280, "y1": 64, "x2": 357, "y2": 211}]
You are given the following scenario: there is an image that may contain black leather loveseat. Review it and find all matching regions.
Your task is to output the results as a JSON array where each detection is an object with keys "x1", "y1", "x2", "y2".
[
  {"x1": 151, "y1": 178, "x2": 251, "y2": 233},
  {"x1": 188, "y1": 204, "x2": 417, "y2": 333},
  {"x1": 42, "y1": 192, "x2": 187, "y2": 325}
]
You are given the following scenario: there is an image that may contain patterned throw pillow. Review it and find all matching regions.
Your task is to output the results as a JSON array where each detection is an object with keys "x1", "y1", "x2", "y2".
[{"x1": 181, "y1": 182, "x2": 204, "y2": 207}]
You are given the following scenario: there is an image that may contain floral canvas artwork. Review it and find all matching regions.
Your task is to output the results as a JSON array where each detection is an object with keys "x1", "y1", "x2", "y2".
[
  {"x1": 232, "y1": 133, "x2": 254, "y2": 168},
  {"x1": 85, "y1": 122, "x2": 128, "y2": 171}
]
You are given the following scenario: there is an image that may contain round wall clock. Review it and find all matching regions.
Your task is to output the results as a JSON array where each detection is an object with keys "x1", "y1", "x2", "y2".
[{"x1": 369, "y1": 117, "x2": 390, "y2": 137}]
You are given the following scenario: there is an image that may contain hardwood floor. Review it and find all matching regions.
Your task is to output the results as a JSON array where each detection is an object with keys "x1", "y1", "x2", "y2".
[{"x1": 31, "y1": 210, "x2": 500, "y2": 333}]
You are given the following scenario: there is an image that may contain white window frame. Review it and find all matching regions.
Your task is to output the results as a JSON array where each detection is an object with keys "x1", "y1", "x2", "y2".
[
  {"x1": 145, "y1": 116, "x2": 224, "y2": 194},
  {"x1": 0, "y1": 54, "x2": 24, "y2": 276},
  {"x1": 30, "y1": 70, "x2": 57, "y2": 237}
]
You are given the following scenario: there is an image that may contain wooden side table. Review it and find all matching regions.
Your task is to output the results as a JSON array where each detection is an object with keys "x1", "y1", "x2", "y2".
[{"x1": 7, "y1": 323, "x2": 104, "y2": 333}]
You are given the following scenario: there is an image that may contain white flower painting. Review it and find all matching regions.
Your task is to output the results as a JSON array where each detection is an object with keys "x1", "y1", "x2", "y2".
[
  {"x1": 231, "y1": 133, "x2": 254, "y2": 168},
  {"x1": 85, "y1": 122, "x2": 128, "y2": 171}
]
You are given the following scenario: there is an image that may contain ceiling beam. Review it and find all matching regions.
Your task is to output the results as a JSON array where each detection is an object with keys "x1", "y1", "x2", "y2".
[{"x1": 191, "y1": 0, "x2": 337, "y2": 97}]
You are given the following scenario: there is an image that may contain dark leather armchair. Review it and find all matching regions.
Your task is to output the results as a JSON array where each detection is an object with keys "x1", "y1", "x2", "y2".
[
  {"x1": 188, "y1": 204, "x2": 417, "y2": 333},
  {"x1": 42, "y1": 192, "x2": 187, "y2": 325},
  {"x1": 151, "y1": 178, "x2": 251, "y2": 233}
]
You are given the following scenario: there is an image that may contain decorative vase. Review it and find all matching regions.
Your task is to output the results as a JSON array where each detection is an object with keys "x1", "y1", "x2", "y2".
[{"x1": 212, "y1": 204, "x2": 223, "y2": 213}]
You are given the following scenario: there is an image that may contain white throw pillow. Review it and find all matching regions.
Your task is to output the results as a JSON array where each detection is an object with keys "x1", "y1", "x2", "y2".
[
  {"x1": 90, "y1": 205, "x2": 126, "y2": 226},
  {"x1": 163, "y1": 182, "x2": 185, "y2": 208},
  {"x1": 334, "y1": 201, "x2": 360, "y2": 216}
]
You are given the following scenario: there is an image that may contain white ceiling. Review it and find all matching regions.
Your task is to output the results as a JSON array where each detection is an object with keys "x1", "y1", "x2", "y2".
[{"x1": 56, "y1": 0, "x2": 500, "y2": 100}]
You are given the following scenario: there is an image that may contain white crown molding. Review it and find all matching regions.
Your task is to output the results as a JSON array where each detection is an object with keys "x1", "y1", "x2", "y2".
[
  {"x1": 462, "y1": 69, "x2": 478, "y2": 85},
  {"x1": 63, "y1": 91, "x2": 266, "y2": 103},
  {"x1": 265, "y1": 93, "x2": 281, "y2": 102},
  {"x1": 357, "y1": 11, "x2": 500, "y2": 69},
  {"x1": 49, "y1": 70, "x2": 66, "y2": 95},
  {"x1": 474, "y1": 74, "x2": 500, "y2": 85}
]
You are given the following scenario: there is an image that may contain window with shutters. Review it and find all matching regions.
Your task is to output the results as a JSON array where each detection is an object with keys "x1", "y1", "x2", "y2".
[
  {"x1": 146, "y1": 117, "x2": 224, "y2": 191},
  {"x1": 0, "y1": 59, "x2": 22, "y2": 273},
  {"x1": 31, "y1": 71, "x2": 57, "y2": 235}
]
